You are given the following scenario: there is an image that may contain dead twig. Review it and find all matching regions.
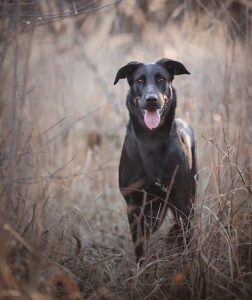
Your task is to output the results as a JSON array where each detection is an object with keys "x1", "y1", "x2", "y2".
[{"x1": 202, "y1": 134, "x2": 252, "y2": 194}]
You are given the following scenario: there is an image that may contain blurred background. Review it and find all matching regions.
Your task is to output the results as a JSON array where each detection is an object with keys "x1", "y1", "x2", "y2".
[{"x1": 0, "y1": 1, "x2": 251, "y2": 299}]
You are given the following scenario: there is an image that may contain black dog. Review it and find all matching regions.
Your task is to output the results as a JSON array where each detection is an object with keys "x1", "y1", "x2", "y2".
[{"x1": 114, "y1": 58, "x2": 197, "y2": 263}]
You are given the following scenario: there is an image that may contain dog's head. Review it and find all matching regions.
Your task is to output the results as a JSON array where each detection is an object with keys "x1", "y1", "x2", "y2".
[{"x1": 114, "y1": 58, "x2": 190, "y2": 130}]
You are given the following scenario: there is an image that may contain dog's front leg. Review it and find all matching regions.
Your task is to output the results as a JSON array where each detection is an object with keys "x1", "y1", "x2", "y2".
[
  {"x1": 127, "y1": 203, "x2": 148, "y2": 264},
  {"x1": 126, "y1": 191, "x2": 167, "y2": 264},
  {"x1": 123, "y1": 188, "x2": 153, "y2": 264}
]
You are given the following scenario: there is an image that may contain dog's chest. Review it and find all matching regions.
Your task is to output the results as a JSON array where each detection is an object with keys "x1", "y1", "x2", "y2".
[{"x1": 139, "y1": 142, "x2": 178, "y2": 183}]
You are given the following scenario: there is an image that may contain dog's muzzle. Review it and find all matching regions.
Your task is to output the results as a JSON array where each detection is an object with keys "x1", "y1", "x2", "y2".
[{"x1": 141, "y1": 95, "x2": 162, "y2": 130}]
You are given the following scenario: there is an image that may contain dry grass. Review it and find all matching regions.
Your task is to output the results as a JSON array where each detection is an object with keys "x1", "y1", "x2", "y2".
[{"x1": 0, "y1": 1, "x2": 252, "y2": 299}]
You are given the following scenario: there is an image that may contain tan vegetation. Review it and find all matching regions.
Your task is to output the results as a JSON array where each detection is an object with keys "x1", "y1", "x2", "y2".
[{"x1": 0, "y1": 1, "x2": 251, "y2": 299}]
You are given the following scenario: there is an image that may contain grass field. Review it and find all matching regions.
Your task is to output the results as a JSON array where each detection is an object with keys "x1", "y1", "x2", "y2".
[{"x1": 0, "y1": 1, "x2": 251, "y2": 299}]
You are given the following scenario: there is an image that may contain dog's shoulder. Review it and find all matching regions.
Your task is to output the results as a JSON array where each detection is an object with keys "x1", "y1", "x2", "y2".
[
  {"x1": 119, "y1": 123, "x2": 142, "y2": 169},
  {"x1": 174, "y1": 118, "x2": 195, "y2": 170},
  {"x1": 175, "y1": 118, "x2": 195, "y2": 144}
]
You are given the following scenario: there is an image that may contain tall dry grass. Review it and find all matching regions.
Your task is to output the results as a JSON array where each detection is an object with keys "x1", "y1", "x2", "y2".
[{"x1": 0, "y1": 1, "x2": 251, "y2": 299}]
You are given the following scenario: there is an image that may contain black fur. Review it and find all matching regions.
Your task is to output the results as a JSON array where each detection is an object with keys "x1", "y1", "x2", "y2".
[{"x1": 114, "y1": 59, "x2": 197, "y2": 263}]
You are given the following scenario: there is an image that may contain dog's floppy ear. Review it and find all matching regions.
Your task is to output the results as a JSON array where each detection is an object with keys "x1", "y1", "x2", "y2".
[
  {"x1": 114, "y1": 61, "x2": 142, "y2": 85},
  {"x1": 156, "y1": 58, "x2": 190, "y2": 78}
]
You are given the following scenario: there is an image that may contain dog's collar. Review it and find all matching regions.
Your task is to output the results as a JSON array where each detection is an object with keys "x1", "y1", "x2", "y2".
[{"x1": 155, "y1": 181, "x2": 171, "y2": 193}]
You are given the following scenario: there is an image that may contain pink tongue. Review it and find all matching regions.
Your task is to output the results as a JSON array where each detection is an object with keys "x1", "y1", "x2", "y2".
[{"x1": 144, "y1": 109, "x2": 160, "y2": 129}]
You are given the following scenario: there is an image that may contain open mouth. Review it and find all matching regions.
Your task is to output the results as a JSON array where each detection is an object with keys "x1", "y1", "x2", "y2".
[{"x1": 144, "y1": 109, "x2": 161, "y2": 130}]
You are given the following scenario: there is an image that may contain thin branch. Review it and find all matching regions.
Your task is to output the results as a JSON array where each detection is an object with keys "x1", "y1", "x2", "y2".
[
  {"x1": 42, "y1": 107, "x2": 99, "y2": 146},
  {"x1": 73, "y1": 26, "x2": 121, "y2": 113},
  {"x1": 202, "y1": 134, "x2": 252, "y2": 194},
  {"x1": 6, "y1": 0, "x2": 20, "y2": 213}
]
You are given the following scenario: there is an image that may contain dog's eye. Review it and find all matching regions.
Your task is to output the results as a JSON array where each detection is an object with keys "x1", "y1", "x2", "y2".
[
  {"x1": 157, "y1": 77, "x2": 165, "y2": 83},
  {"x1": 137, "y1": 78, "x2": 144, "y2": 84}
]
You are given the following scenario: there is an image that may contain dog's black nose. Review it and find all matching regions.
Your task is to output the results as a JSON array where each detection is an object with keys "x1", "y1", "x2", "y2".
[
  {"x1": 143, "y1": 94, "x2": 160, "y2": 110},
  {"x1": 146, "y1": 95, "x2": 158, "y2": 102}
]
